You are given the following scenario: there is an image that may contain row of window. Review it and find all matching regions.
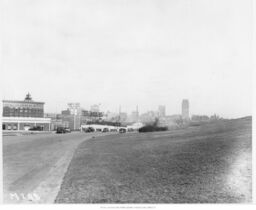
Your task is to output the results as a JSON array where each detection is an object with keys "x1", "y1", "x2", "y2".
[
  {"x1": 4, "y1": 112, "x2": 43, "y2": 115},
  {"x1": 3, "y1": 108, "x2": 43, "y2": 116},
  {"x1": 4, "y1": 111, "x2": 43, "y2": 114},
  {"x1": 3, "y1": 114, "x2": 43, "y2": 117},
  {"x1": 3, "y1": 124, "x2": 18, "y2": 130},
  {"x1": 2, "y1": 123, "x2": 47, "y2": 130},
  {"x1": 4, "y1": 108, "x2": 43, "y2": 112}
]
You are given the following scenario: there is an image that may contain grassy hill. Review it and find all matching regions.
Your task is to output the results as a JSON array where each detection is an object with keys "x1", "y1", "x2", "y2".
[{"x1": 55, "y1": 117, "x2": 252, "y2": 203}]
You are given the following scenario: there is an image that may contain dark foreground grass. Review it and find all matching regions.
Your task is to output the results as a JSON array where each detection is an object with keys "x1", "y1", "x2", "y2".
[{"x1": 55, "y1": 117, "x2": 252, "y2": 203}]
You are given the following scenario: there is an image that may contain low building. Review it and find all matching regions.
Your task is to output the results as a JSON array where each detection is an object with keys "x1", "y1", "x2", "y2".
[
  {"x1": 139, "y1": 111, "x2": 158, "y2": 124},
  {"x1": 45, "y1": 113, "x2": 69, "y2": 130},
  {"x1": 2, "y1": 93, "x2": 51, "y2": 131},
  {"x1": 58, "y1": 104, "x2": 104, "y2": 130},
  {"x1": 58, "y1": 114, "x2": 80, "y2": 131},
  {"x1": 158, "y1": 115, "x2": 182, "y2": 128},
  {"x1": 50, "y1": 119, "x2": 69, "y2": 130},
  {"x1": 191, "y1": 115, "x2": 210, "y2": 122}
]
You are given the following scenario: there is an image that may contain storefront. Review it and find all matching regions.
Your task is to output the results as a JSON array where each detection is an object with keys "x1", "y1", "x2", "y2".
[{"x1": 2, "y1": 117, "x2": 51, "y2": 131}]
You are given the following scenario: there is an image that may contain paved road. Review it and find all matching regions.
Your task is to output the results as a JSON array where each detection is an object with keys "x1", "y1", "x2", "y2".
[{"x1": 3, "y1": 132, "x2": 113, "y2": 203}]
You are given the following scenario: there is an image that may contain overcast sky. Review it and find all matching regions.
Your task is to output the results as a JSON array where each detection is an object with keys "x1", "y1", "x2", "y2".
[{"x1": 1, "y1": 0, "x2": 253, "y2": 118}]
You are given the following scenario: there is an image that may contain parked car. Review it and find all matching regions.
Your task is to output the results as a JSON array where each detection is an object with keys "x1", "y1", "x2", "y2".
[
  {"x1": 102, "y1": 128, "x2": 109, "y2": 132},
  {"x1": 127, "y1": 128, "x2": 134, "y2": 132},
  {"x1": 64, "y1": 127, "x2": 71, "y2": 133},
  {"x1": 119, "y1": 128, "x2": 126, "y2": 133},
  {"x1": 56, "y1": 127, "x2": 66, "y2": 134},
  {"x1": 83, "y1": 127, "x2": 95, "y2": 132},
  {"x1": 29, "y1": 126, "x2": 43, "y2": 131}
]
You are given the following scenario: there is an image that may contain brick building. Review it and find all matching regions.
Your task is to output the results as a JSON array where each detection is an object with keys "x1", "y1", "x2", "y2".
[{"x1": 2, "y1": 93, "x2": 51, "y2": 131}]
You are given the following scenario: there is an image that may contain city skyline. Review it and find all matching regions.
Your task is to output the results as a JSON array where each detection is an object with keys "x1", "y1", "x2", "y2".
[
  {"x1": 2, "y1": 0, "x2": 252, "y2": 119},
  {"x1": 0, "y1": 93, "x2": 238, "y2": 120}
]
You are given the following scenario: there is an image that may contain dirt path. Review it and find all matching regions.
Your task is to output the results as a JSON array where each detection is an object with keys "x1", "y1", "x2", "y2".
[{"x1": 3, "y1": 132, "x2": 112, "y2": 203}]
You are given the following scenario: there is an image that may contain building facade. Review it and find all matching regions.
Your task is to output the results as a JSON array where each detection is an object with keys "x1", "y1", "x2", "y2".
[
  {"x1": 128, "y1": 106, "x2": 139, "y2": 123},
  {"x1": 3, "y1": 93, "x2": 44, "y2": 118},
  {"x1": 58, "y1": 103, "x2": 104, "y2": 130},
  {"x1": 139, "y1": 111, "x2": 158, "y2": 124},
  {"x1": 44, "y1": 113, "x2": 70, "y2": 130},
  {"x1": 2, "y1": 93, "x2": 51, "y2": 131}
]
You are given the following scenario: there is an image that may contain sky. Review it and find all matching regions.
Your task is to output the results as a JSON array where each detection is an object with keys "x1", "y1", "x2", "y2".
[{"x1": 1, "y1": 0, "x2": 253, "y2": 118}]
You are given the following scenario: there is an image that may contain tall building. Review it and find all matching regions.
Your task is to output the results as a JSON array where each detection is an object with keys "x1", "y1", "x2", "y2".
[
  {"x1": 90, "y1": 104, "x2": 100, "y2": 112},
  {"x1": 130, "y1": 105, "x2": 139, "y2": 123},
  {"x1": 59, "y1": 103, "x2": 81, "y2": 130},
  {"x1": 68, "y1": 103, "x2": 81, "y2": 115},
  {"x1": 119, "y1": 112, "x2": 128, "y2": 123},
  {"x1": 80, "y1": 109, "x2": 103, "y2": 123},
  {"x1": 2, "y1": 93, "x2": 51, "y2": 131},
  {"x1": 117, "y1": 106, "x2": 128, "y2": 123},
  {"x1": 182, "y1": 99, "x2": 189, "y2": 120},
  {"x1": 158, "y1": 105, "x2": 166, "y2": 118}
]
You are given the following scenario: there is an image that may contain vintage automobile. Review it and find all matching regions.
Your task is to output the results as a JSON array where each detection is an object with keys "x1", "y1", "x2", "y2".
[
  {"x1": 64, "y1": 127, "x2": 71, "y2": 133},
  {"x1": 84, "y1": 127, "x2": 95, "y2": 133},
  {"x1": 29, "y1": 126, "x2": 44, "y2": 131},
  {"x1": 119, "y1": 128, "x2": 126, "y2": 133},
  {"x1": 127, "y1": 128, "x2": 134, "y2": 132},
  {"x1": 102, "y1": 128, "x2": 109, "y2": 132},
  {"x1": 56, "y1": 127, "x2": 67, "y2": 134}
]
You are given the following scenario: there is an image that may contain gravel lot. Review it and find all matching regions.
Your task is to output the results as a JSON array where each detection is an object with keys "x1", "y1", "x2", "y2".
[{"x1": 55, "y1": 117, "x2": 252, "y2": 203}]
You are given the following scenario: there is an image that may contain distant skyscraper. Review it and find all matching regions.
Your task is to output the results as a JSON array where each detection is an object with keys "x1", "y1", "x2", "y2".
[
  {"x1": 182, "y1": 99, "x2": 189, "y2": 120},
  {"x1": 158, "y1": 105, "x2": 166, "y2": 117},
  {"x1": 136, "y1": 105, "x2": 139, "y2": 122},
  {"x1": 130, "y1": 105, "x2": 139, "y2": 122},
  {"x1": 90, "y1": 104, "x2": 100, "y2": 112}
]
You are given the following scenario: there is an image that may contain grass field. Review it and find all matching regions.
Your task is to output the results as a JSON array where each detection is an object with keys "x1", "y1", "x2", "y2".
[{"x1": 55, "y1": 117, "x2": 252, "y2": 203}]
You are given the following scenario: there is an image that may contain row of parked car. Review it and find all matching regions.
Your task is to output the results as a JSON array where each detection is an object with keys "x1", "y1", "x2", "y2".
[
  {"x1": 56, "y1": 127, "x2": 136, "y2": 134},
  {"x1": 83, "y1": 127, "x2": 135, "y2": 133},
  {"x1": 28, "y1": 126, "x2": 44, "y2": 131},
  {"x1": 56, "y1": 127, "x2": 71, "y2": 134}
]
